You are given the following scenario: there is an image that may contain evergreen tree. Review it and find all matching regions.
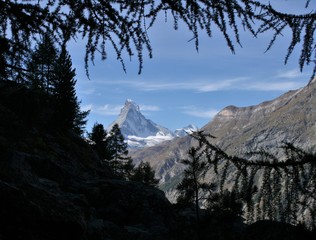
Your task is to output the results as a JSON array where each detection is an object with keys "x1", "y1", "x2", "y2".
[
  {"x1": 89, "y1": 122, "x2": 108, "y2": 159},
  {"x1": 176, "y1": 146, "x2": 210, "y2": 222},
  {"x1": 26, "y1": 34, "x2": 57, "y2": 92},
  {"x1": 190, "y1": 131, "x2": 316, "y2": 228},
  {"x1": 131, "y1": 161, "x2": 159, "y2": 187},
  {"x1": 106, "y1": 123, "x2": 133, "y2": 178},
  {"x1": 53, "y1": 47, "x2": 89, "y2": 135}
]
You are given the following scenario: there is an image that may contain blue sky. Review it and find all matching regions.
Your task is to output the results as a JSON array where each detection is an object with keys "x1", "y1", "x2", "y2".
[{"x1": 70, "y1": 0, "x2": 315, "y2": 132}]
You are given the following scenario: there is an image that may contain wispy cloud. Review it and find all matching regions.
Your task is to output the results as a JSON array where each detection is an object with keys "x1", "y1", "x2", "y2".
[
  {"x1": 95, "y1": 77, "x2": 250, "y2": 92},
  {"x1": 275, "y1": 69, "x2": 303, "y2": 79},
  {"x1": 78, "y1": 88, "x2": 96, "y2": 95},
  {"x1": 242, "y1": 81, "x2": 303, "y2": 91},
  {"x1": 82, "y1": 104, "x2": 123, "y2": 116},
  {"x1": 139, "y1": 104, "x2": 161, "y2": 111},
  {"x1": 181, "y1": 106, "x2": 219, "y2": 119},
  {"x1": 82, "y1": 103, "x2": 161, "y2": 116},
  {"x1": 91, "y1": 73, "x2": 307, "y2": 93}
]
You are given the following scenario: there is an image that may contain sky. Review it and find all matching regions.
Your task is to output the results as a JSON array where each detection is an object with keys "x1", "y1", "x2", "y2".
[{"x1": 69, "y1": 0, "x2": 315, "y2": 133}]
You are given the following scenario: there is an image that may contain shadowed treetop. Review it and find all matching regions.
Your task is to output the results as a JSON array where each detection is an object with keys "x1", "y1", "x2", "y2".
[{"x1": 0, "y1": 0, "x2": 315, "y2": 79}]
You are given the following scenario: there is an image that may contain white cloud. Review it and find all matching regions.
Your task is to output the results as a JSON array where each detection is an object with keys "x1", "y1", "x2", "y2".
[
  {"x1": 81, "y1": 104, "x2": 93, "y2": 112},
  {"x1": 139, "y1": 104, "x2": 161, "y2": 111},
  {"x1": 82, "y1": 103, "x2": 161, "y2": 116},
  {"x1": 78, "y1": 88, "x2": 95, "y2": 95},
  {"x1": 243, "y1": 81, "x2": 303, "y2": 91},
  {"x1": 275, "y1": 69, "x2": 303, "y2": 79},
  {"x1": 82, "y1": 104, "x2": 123, "y2": 116},
  {"x1": 181, "y1": 106, "x2": 219, "y2": 119},
  {"x1": 96, "y1": 77, "x2": 250, "y2": 92}
]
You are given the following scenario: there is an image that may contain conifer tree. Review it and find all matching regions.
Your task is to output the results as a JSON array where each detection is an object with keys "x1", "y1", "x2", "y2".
[
  {"x1": 106, "y1": 123, "x2": 133, "y2": 178},
  {"x1": 53, "y1": 46, "x2": 89, "y2": 135},
  {"x1": 89, "y1": 122, "x2": 108, "y2": 159},
  {"x1": 176, "y1": 146, "x2": 210, "y2": 222},
  {"x1": 131, "y1": 161, "x2": 159, "y2": 187},
  {"x1": 2, "y1": 1, "x2": 315, "y2": 79},
  {"x1": 26, "y1": 34, "x2": 57, "y2": 92}
]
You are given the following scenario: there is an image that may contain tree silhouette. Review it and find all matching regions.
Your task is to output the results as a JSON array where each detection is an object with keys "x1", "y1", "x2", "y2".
[
  {"x1": 53, "y1": 47, "x2": 89, "y2": 135},
  {"x1": 1, "y1": 1, "x2": 315, "y2": 79},
  {"x1": 26, "y1": 33, "x2": 57, "y2": 92},
  {"x1": 89, "y1": 122, "x2": 108, "y2": 157},
  {"x1": 131, "y1": 161, "x2": 159, "y2": 187},
  {"x1": 190, "y1": 131, "x2": 316, "y2": 229},
  {"x1": 176, "y1": 145, "x2": 211, "y2": 223},
  {"x1": 106, "y1": 123, "x2": 133, "y2": 178}
]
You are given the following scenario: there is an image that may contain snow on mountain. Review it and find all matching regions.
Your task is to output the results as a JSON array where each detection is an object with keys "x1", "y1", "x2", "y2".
[{"x1": 174, "y1": 124, "x2": 198, "y2": 137}]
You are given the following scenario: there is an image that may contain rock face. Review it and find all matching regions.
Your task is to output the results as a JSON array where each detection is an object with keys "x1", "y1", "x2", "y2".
[
  {"x1": 0, "y1": 81, "x2": 177, "y2": 240},
  {"x1": 131, "y1": 79, "x2": 316, "y2": 202}
]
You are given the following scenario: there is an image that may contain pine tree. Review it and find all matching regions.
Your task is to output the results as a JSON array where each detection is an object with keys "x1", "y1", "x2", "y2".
[
  {"x1": 52, "y1": 46, "x2": 89, "y2": 135},
  {"x1": 89, "y1": 122, "x2": 108, "y2": 159},
  {"x1": 26, "y1": 34, "x2": 57, "y2": 92},
  {"x1": 106, "y1": 123, "x2": 132, "y2": 177},
  {"x1": 176, "y1": 146, "x2": 209, "y2": 222},
  {"x1": 131, "y1": 161, "x2": 159, "y2": 187}
]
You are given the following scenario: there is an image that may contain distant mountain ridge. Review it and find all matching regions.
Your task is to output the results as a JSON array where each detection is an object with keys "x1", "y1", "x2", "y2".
[
  {"x1": 108, "y1": 99, "x2": 197, "y2": 148},
  {"x1": 130, "y1": 79, "x2": 316, "y2": 202}
]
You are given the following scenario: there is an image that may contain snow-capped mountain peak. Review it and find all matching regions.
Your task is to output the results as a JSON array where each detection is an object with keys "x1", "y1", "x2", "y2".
[
  {"x1": 108, "y1": 100, "x2": 199, "y2": 148},
  {"x1": 108, "y1": 100, "x2": 174, "y2": 148},
  {"x1": 174, "y1": 124, "x2": 198, "y2": 137}
]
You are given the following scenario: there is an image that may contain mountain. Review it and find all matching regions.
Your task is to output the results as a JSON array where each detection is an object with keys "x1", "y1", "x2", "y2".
[
  {"x1": 108, "y1": 99, "x2": 173, "y2": 138},
  {"x1": 130, "y1": 78, "x2": 316, "y2": 202},
  {"x1": 174, "y1": 124, "x2": 198, "y2": 137},
  {"x1": 108, "y1": 99, "x2": 174, "y2": 148}
]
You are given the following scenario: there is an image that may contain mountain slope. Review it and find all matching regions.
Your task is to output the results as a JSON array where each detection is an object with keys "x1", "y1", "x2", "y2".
[{"x1": 131, "y1": 79, "x2": 316, "y2": 201}]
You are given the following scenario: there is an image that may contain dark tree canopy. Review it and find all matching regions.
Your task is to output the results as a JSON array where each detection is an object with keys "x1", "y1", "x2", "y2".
[
  {"x1": 188, "y1": 131, "x2": 316, "y2": 229},
  {"x1": 0, "y1": 0, "x2": 315, "y2": 79},
  {"x1": 131, "y1": 161, "x2": 159, "y2": 187}
]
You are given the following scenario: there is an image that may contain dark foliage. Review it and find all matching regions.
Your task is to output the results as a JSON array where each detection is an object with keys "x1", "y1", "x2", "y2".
[
  {"x1": 89, "y1": 122, "x2": 108, "y2": 158},
  {"x1": 26, "y1": 33, "x2": 57, "y2": 92},
  {"x1": 1, "y1": 0, "x2": 315, "y2": 78},
  {"x1": 53, "y1": 47, "x2": 89, "y2": 135},
  {"x1": 131, "y1": 161, "x2": 159, "y2": 187},
  {"x1": 89, "y1": 123, "x2": 134, "y2": 179},
  {"x1": 189, "y1": 131, "x2": 316, "y2": 229},
  {"x1": 176, "y1": 146, "x2": 210, "y2": 222}
]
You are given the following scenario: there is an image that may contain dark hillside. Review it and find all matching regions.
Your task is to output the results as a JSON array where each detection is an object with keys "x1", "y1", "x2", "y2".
[{"x1": 0, "y1": 80, "x2": 176, "y2": 240}]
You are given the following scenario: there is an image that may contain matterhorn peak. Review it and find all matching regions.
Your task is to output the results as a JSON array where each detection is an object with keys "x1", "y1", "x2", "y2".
[
  {"x1": 108, "y1": 100, "x2": 174, "y2": 147},
  {"x1": 123, "y1": 99, "x2": 140, "y2": 112}
]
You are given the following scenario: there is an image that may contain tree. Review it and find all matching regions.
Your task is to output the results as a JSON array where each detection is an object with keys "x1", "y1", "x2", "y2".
[
  {"x1": 131, "y1": 161, "x2": 159, "y2": 187},
  {"x1": 26, "y1": 33, "x2": 58, "y2": 92},
  {"x1": 53, "y1": 46, "x2": 89, "y2": 135},
  {"x1": 1, "y1": 1, "x2": 315, "y2": 79},
  {"x1": 106, "y1": 123, "x2": 133, "y2": 178},
  {"x1": 89, "y1": 122, "x2": 108, "y2": 159},
  {"x1": 176, "y1": 146, "x2": 210, "y2": 223},
  {"x1": 190, "y1": 131, "x2": 316, "y2": 229}
]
